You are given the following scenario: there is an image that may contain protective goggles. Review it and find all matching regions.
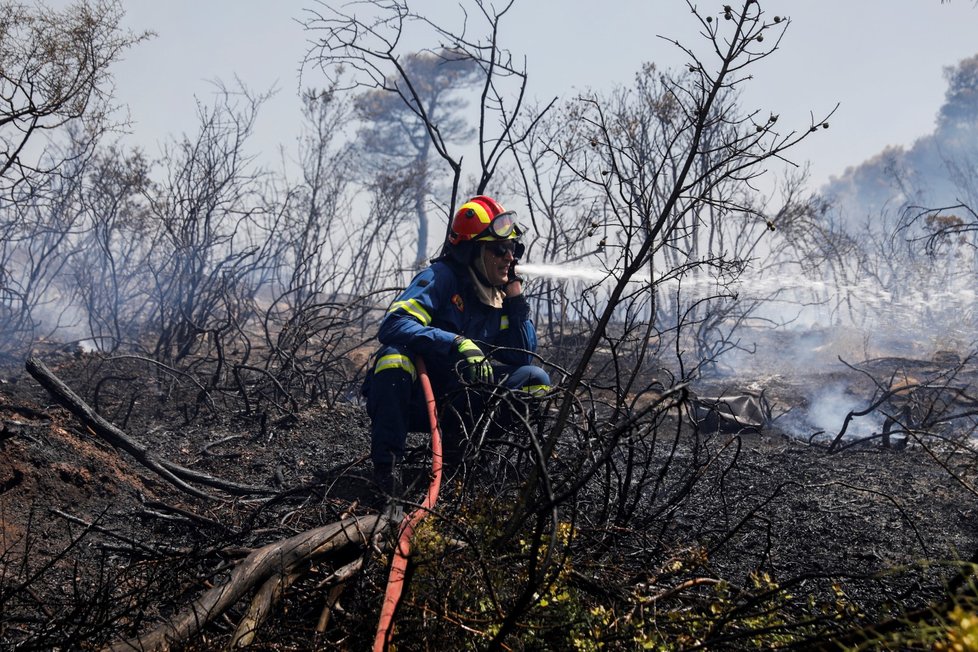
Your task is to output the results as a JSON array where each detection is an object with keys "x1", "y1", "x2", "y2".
[{"x1": 474, "y1": 211, "x2": 523, "y2": 241}]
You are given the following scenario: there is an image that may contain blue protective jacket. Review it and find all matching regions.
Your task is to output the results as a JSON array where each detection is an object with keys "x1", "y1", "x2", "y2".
[{"x1": 378, "y1": 259, "x2": 538, "y2": 368}]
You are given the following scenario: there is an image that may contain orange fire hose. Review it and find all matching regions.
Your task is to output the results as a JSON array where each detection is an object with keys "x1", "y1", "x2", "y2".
[{"x1": 372, "y1": 355, "x2": 443, "y2": 652}]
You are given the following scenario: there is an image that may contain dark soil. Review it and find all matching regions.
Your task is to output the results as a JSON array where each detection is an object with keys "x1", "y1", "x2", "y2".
[{"x1": 1, "y1": 347, "x2": 977, "y2": 649}]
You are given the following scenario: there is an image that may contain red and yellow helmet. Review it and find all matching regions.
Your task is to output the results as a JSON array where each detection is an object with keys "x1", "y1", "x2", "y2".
[{"x1": 448, "y1": 195, "x2": 523, "y2": 245}]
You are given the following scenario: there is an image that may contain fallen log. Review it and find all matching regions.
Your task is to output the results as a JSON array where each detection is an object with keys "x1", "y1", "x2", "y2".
[
  {"x1": 228, "y1": 566, "x2": 303, "y2": 648},
  {"x1": 25, "y1": 357, "x2": 273, "y2": 499},
  {"x1": 106, "y1": 514, "x2": 389, "y2": 652}
]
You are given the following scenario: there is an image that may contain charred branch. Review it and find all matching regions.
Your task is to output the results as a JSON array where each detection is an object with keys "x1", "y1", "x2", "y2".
[
  {"x1": 25, "y1": 356, "x2": 273, "y2": 499},
  {"x1": 105, "y1": 514, "x2": 389, "y2": 652}
]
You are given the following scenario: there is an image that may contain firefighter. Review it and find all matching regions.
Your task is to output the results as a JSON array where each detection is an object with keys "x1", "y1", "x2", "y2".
[{"x1": 364, "y1": 195, "x2": 550, "y2": 495}]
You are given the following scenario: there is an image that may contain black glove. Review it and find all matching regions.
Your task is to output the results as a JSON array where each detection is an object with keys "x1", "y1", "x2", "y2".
[
  {"x1": 506, "y1": 259, "x2": 523, "y2": 286},
  {"x1": 514, "y1": 241, "x2": 526, "y2": 260},
  {"x1": 453, "y1": 337, "x2": 494, "y2": 384}
]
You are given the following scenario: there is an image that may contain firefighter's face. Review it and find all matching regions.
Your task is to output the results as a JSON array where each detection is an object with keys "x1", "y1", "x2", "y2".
[{"x1": 482, "y1": 241, "x2": 515, "y2": 286}]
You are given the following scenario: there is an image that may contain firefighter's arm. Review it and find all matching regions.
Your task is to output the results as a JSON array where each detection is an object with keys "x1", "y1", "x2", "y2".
[{"x1": 377, "y1": 267, "x2": 459, "y2": 357}]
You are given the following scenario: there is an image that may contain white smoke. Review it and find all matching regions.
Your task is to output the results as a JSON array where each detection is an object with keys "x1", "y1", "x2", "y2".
[{"x1": 778, "y1": 382, "x2": 885, "y2": 443}]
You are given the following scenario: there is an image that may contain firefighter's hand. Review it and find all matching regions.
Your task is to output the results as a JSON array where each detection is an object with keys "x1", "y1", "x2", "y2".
[
  {"x1": 453, "y1": 337, "x2": 494, "y2": 384},
  {"x1": 505, "y1": 260, "x2": 523, "y2": 298}
]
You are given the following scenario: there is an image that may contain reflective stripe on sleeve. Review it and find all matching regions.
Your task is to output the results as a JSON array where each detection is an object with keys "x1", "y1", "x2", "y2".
[
  {"x1": 387, "y1": 298, "x2": 432, "y2": 325},
  {"x1": 374, "y1": 354, "x2": 417, "y2": 380},
  {"x1": 521, "y1": 384, "x2": 550, "y2": 396}
]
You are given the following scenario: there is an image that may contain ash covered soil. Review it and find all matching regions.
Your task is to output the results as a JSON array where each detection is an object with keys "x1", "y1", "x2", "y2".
[{"x1": 2, "y1": 347, "x2": 978, "y2": 647}]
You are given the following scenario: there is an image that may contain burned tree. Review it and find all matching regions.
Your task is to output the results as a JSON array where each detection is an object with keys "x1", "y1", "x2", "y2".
[
  {"x1": 69, "y1": 146, "x2": 153, "y2": 353},
  {"x1": 0, "y1": 136, "x2": 90, "y2": 359},
  {"x1": 353, "y1": 50, "x2": 483, "y2": 266},
  {"x1": 0, "y1": 0, "x2": 145, "y2": 358},
  {"x1": 302, "y1": 0, "x2": 555, "y2": 258},
  {"x1": 0, "y1": 0, "x2": 146, "y2": 197},
  {"x1": 143, "y1": 84, "x2": 275, "y2": 366}
]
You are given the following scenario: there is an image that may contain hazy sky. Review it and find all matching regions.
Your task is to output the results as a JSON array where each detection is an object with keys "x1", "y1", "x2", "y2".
[{"x1": 90, "y1": 1, "x2": 978, "y2": 193}]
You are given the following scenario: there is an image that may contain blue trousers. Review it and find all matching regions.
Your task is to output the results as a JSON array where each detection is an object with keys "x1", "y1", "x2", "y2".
[{"x1": 365, "y1": 344, "x2": 551, "y2": 466}]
